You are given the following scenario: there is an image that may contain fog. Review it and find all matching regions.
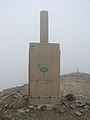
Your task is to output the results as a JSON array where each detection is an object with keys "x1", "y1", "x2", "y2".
[{"x1": 0, "y1": 0, "x2": 90, "y2": 91}]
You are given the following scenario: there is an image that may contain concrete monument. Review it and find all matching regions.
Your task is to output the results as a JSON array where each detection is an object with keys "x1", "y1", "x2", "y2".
[{"x1": 28, "y1": 11, "x2": 60, "y2": 100}]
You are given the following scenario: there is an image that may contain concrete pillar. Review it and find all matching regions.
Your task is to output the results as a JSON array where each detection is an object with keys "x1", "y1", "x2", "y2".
[{"x1": 40, "y1": 11, "x2": 48, "y2": 43}]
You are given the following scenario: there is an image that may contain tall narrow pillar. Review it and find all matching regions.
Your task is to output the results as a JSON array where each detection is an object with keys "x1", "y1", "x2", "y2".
[{"x1": 40, "y1": 11, "x2": 48, "y2": 43}]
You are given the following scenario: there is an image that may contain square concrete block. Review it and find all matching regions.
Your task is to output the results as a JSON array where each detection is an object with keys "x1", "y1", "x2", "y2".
[{"x1": 29, "y1": 43, "x2": 60, "y2": 98}]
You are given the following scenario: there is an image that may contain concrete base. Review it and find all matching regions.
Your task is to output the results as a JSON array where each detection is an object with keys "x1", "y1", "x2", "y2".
[
  {"x1": 29, "y1": 43, "x2": 60, "y2": 98},
  {"x1": 29, "y1": 97, "x2": 60, "y2": 105}
]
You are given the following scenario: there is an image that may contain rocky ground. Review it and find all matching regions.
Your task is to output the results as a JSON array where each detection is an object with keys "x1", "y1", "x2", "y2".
[
  {"x1": 60, "y1": 71, "x2": 90, "y2": 102},
  {"x1": 0, "y1": 71, "x2": 90, "y2": 120}
]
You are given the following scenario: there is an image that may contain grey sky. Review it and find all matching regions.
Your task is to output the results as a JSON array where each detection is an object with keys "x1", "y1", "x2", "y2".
[{"x1": 0, "y1": 0, "x2": 90, "y2": 91}]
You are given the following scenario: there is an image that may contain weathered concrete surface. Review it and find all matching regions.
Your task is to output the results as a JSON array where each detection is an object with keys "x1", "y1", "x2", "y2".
[
  {"x1": 29, "y1": 43, "x2": 60, "y2": 98},
  {"x1": 40, "y1": 11, "x2": 48, "y2": 43}
]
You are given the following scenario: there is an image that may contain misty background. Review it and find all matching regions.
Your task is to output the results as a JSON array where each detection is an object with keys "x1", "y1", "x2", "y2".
[{"x1": 0, "y1": 0, "x2": 90, "y2": 91}]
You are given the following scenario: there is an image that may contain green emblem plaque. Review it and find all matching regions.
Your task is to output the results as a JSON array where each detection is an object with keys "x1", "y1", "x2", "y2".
[{"x1": 40, "y1": 67, "x2": 48, "y2": 73}]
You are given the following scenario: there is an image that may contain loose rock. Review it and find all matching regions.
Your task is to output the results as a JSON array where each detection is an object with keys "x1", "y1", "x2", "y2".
[
  {"x1": 75, "y1": 100, "x2": 86, "y2": 107},
  {"x1": 65, "y1": 94, "x2": 76, "y2": 101},
  {"x1": 75, "y1": 111, "x2": 82, "y2": 116}
]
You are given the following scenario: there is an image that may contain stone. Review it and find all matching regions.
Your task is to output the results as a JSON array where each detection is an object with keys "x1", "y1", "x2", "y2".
[
  {"x1": 18, "y1": 108, "x2": 30, "y2": 113},
  {"x1": 28, "y1": 105, "x2": 36, "y2": 109},
  {"x1": 84, "y1": 105, "x2": 90, "y2": 111},
  {"x1": 18, "y1": 109, "x2": 24, "y2": 113},
  {"x1": 65, "y1": 94, "x2": 76, "y2": 101},
  {"x1": 86, "y1": 102, "x2": 90, "y2": 106},
  {"x1": 4, "y1": 104, "x2": 9, "y2": 108},
  {"x1": 38, "y1": 105, "x2": 47, "y2": 111},
  {"x1": 3, "y1": 115, "x2": 11, "y2": 120},
  {"x1": 75, "y1": 111, "x2": 82, "y2": 116},
  {"x1": 70, "y1": 104, "x2": 75, "y2": 109},
  {"x1": 12, "y1": 118, "x2": 15, "y2": 120},
  {"x1": 25, "y1": 109, "x2": 30, "y2": 112},
  {"x1": 45, "y1": 104, "x2": 54, "y2": 110},
  {"x1": 75, "y1": 100, "x2": 86, "y2": 107},
  {"x1": 51, "y1": 104, "x2": 66, "y2": 113},
  {"x1": 0, "y1": 107, "x2": 2, "y2": 111}
]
